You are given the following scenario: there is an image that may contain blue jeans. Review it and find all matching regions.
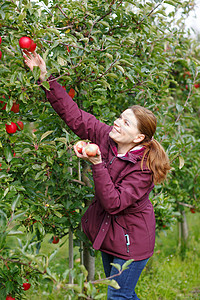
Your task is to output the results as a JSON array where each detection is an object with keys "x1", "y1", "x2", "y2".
[{"x1": 101, "y1": 252, "x2": 149, "y2": 300}]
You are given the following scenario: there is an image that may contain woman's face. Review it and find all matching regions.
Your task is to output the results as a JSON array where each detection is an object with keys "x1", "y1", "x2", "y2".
[{"x1": 109, "y1": 109, "x2": 145, "y2": 150}]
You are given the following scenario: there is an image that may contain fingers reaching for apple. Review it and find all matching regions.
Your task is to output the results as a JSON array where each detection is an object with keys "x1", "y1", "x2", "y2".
[
  {"x1": 23, "y1": 50, "x2": 47, "y2": 81},
  {"x1": 74, "y1": 141, "x2": 102, "y2": 165}
]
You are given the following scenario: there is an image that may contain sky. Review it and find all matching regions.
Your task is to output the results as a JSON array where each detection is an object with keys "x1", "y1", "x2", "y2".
[{"x1": 185, "y1": 0, "x2": 200, "y2": 36}]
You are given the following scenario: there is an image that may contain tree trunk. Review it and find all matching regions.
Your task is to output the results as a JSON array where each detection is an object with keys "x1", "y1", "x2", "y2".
[
  {"x1": 68, "y1": 149, "x2": 74, "y2": 284},
  {"x1": 178, "y1": 208, "x2": 189, "y2": 259},
  {"x1": 82, "y1": 161, "x2": 95, "y2": 281}
]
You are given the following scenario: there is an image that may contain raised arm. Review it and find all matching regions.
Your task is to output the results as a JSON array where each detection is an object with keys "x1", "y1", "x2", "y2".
[{"x1": 23, "y1": 51, "x2": 111, "y2": 143}]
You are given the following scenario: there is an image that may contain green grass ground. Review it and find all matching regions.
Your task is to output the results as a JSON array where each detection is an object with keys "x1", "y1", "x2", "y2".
[{"x1": 26, "y1": 211, "x2": 200, "y2": 299}]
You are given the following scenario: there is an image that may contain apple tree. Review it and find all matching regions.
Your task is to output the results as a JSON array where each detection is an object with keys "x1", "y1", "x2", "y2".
[{"x1": 0, "y1": 0, "x2": 200, "y2": 298}]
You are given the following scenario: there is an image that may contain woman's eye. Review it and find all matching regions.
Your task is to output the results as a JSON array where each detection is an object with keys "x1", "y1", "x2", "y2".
[{"x1": 125, "y1": 121, "x2": 129, "y2": 126}]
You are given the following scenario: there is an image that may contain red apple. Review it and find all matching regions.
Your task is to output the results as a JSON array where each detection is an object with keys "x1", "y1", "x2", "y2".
[
  {"x1": 85, "y1": 143, "x2": 99, "y2": 157},
  {"x1": 183, "y1": 71, "x2": 191, "y2": 78},
  {"x1": 5, "y1": 122, "x2": 17, "y2": 134},
  {"x1": 28, "y1": 40, "x2": 37, "y2": 52},
  {"x1": 194, "y1": 83, "x2": 200, "y2": 88},
  {"x1": 68, "y1": 88, "x2": 75, "y2": 98},
  {"x1": 11, "y1": 103, "x2": 19, "y2": 113},
  {"x1": 16, "y1": 121, "x2": 24, "y2": 131},
  {"x1": 0, "y1": 50, "x2": 2, "y2": 59},
  {"x1": 0, "y1": 100, "x2": 7, "y2": 110},
  {"x1": 22, "y1": 281, "x2": 31, "y2": 291},
  {"x1": 0, "y1": 163, "x2": 2, "y2": 170},
  {"x1": 6, "y1": 296, "x2": 15, "y2": 300},
  {"x1": 190, "y1": 208, "x2": 195, "y2": 214},
  {"x1": 0, "y1": 36, "x2": 2, "y2": 45},
  {"x1": 19, "y1": 36, "x2": 32, "y2": 49},
  {"x1": 75, "y1": 141, "x2": 87, "y2": 154},
  {"x1": 52, "y1": 236, "x2": 59, "y2": 244}
]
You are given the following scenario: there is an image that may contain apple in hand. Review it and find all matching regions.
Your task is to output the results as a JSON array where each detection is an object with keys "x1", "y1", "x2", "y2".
[
  {"x1": 85, "y1": 143, "x2": 99, "y2": 157},
  {"x1": 75, "y1": 141, "x2": 87, "y2": 154},
  {"x1": 5, "y1": 122, "x2": 17, "y2": 134},
  {"x1": 52, "y1": 236, "x2": 59, "y2": 244}
]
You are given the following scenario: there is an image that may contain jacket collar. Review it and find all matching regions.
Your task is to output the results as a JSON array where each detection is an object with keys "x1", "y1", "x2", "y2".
[{"x1": 109, "y1": 137, "x2": 145, "y2": 164}]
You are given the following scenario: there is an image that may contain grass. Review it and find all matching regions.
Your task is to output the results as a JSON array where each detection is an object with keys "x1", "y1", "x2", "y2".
[{"x1": 25, "y1": 210, "x2": 200, "y2": 299}]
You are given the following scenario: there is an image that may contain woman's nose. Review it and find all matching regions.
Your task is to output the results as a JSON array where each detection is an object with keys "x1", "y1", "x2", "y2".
[{"x1": 114, "y1": 119, "x2": 120, "y2": 127}]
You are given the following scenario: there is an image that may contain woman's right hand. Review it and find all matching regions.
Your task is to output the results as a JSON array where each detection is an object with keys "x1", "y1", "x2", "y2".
[{"x1": 23, "y1": 50, "x2": 47, "y2": 82}]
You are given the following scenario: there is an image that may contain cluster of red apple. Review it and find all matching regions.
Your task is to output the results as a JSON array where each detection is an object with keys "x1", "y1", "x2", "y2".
[
  {"x1": 5, "y1": 121, "x2": 24, "y2": 134},
  {"x1": 0, "y1": 96, "x2": 19, "y2": 113},
  {"x1": 75, "y1": 141, "x2": 99, "y2": 156},
  {"x1": 19, "y1": 36, "x2": 37, "y2": 52},
  {"x1": 6, "y1": 280, "x2": 31, "y2": 300},
  {"x1": 0, "y1": 36, "x2": 2, "y2": 59},
  {"x1": 0, "y1": 98, "x2": 24, "y2": 134}
]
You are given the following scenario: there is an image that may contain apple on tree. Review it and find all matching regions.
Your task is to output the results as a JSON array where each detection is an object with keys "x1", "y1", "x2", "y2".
[
  {"x1": 6, "y1": 296, "x2": 15, "y2": 300},
  {"x1": 68, "y1": 88, "x2": 75, "y2": 98},
  {"x1": 16, "y1": 120, "x2": 24, "y2": 131},
  {"x1": 0, "y1": 50, "x2": 2, "y2": 60},
  {"x1": 0, "y1": 36, "x2": 2, "y2": 45},
  {"x1": 28, "y1": 39, "x2": 37, "y2": 52},
  {"x1": 52, "y1": 236, "x2": 59, "y2": 244},
  {"x1": 22, "y1": 280, "x2": 31, "y2": 291},
  {"x1": 19, "y1": 36, "x2": 37, "y2": 52},
  {"x1": 11, "y1": 103, "x2": 19, "y2": 113},
  {"x1": 5, "y1": 122, "x2": 17, "y2": 134}
]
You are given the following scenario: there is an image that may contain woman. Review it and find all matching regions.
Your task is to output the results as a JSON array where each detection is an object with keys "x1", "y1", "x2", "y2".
[{"x1": 23, "y1": 51, "x2": 170, "y2": 299}]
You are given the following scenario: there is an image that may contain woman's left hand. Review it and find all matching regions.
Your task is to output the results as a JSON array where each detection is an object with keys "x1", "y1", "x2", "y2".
[{"x1": 73, "y1": 145, "x2": 102, "y2": 165}]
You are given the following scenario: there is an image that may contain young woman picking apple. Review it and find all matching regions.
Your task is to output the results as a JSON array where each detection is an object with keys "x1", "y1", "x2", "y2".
[{"x1": 23, "y1": 51, "x2": 170, "y2": 300}]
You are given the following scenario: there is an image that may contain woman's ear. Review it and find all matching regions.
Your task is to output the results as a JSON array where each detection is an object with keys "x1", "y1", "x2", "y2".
[{"x1": 133, "y1": 134, "x2": 145, "y2": 143}]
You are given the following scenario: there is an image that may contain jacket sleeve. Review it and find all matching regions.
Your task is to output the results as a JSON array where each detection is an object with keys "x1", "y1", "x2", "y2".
[
  {"x1": 92, "y1": 162, "x2": 153, "y2": 215},
  {"x1": 43, "y1": 77, "x2": 111, "y2": 143}
]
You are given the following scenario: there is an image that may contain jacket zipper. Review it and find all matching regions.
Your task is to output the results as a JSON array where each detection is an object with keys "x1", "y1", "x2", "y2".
[
  {"x1": 109, "y1": 156, "x2": 116, "y2": 165},
  {"x1": 125, "y1": 234, "x2": 130, "y2": 253}
]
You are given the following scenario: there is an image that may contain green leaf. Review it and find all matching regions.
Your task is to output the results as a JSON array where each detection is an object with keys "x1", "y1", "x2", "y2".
[
  {"x1": 121, "y1": 259, "x2": 134, "y2": 271},
  {"x1": 179, "y1": 156, "x2": 184, "y2": 169},
  {"x1": 4, "y1": 145, "x2": 13, "y2": 163},
  {"x1": 40, "y1": 131, "x2": 53, "y2": 142},
  {"x1": 11, "y1": 194, "x2": 21, "y2": 212},
  {"x1": 41, "y1": 81, "x2": 50, "y2": 90},
  {"x1": 110, "y1": 263, "x2": 121, "y2": 272},
  {"x1": 99, "y1": 279, "x2": 120, "y2": 289}
]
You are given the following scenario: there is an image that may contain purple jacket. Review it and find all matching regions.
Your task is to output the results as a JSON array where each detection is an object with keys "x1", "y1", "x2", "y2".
[{"x1": 44, "y1": 78, "x2": 156, "y2": 260}]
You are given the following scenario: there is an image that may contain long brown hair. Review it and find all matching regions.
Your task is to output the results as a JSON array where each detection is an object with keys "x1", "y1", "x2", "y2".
[{"x1": 131, "y1": 105, "x2": 171, "y2": 184}]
